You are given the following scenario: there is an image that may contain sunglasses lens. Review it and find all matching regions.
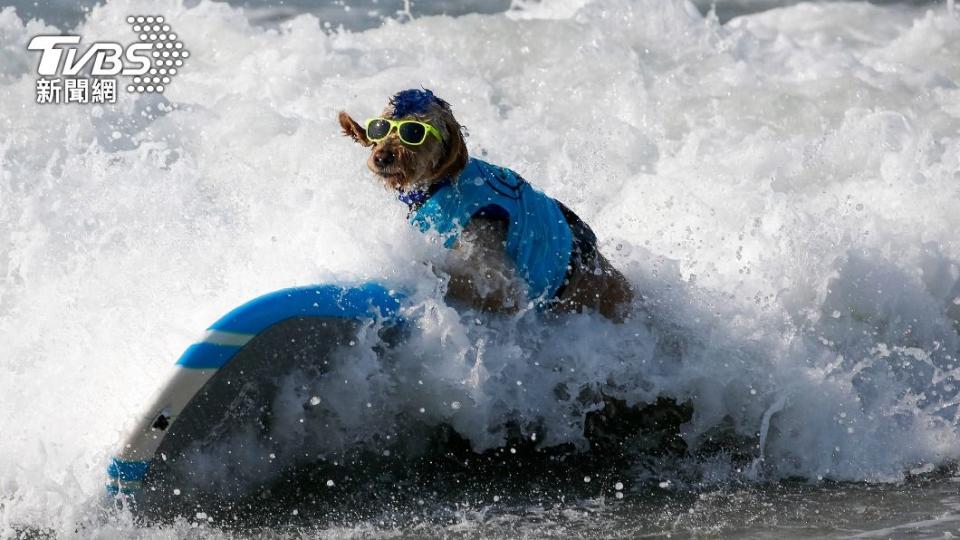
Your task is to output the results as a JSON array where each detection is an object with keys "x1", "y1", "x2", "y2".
[
  {"x1": 366, "y1": 119, "x2": 391, "y2": 140},
  {"x1": 398, "y1": 122, "x2": 427, "y2": 144}
]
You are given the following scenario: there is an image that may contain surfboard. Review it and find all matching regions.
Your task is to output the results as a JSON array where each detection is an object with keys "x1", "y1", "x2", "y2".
[{"x1": 106, "y1": 283, "x2": 404, "y2": 501}]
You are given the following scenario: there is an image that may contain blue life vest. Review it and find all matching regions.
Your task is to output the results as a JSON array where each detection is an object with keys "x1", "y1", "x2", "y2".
[{"x1": 408, "y1": 158, "x2": 574, "y2": 301}]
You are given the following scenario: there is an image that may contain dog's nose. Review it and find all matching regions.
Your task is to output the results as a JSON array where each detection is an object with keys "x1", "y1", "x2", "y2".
[{"x1": 373, "y1": 148, "x2": 395, "y2": 168}]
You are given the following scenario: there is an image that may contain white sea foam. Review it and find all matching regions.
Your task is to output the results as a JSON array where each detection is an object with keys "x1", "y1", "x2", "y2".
[{"x1": 1, "y1": 0, "x2": 960, "y2": 535}]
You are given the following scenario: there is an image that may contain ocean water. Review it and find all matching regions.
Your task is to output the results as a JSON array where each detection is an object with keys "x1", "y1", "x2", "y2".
[{"x1": 2, "y1": 0, "x2": 960, "y2": 537}]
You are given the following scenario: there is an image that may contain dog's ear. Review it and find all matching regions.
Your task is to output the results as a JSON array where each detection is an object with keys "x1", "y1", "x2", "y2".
[
  {"x1": 338, "y1": 111, "x2": 372, "y2": 147},
  {"x1": 431, "y1": 115, "x2": 469, "y2": 181}
]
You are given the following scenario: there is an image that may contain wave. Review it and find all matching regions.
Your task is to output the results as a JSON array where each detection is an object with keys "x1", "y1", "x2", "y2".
[{"x1": 1, "y1": 0, "x2": 959, "y2": 535}]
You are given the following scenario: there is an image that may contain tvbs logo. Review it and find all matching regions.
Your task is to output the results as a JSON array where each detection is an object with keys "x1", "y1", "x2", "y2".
[{"x1": 28, "y1": 15, "x2": 189, "y2": 104}]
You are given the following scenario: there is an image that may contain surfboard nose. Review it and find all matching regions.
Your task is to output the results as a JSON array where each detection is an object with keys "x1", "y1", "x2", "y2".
[{"x1": 106, "y1": 283, "x2": 406, "y2": 503}]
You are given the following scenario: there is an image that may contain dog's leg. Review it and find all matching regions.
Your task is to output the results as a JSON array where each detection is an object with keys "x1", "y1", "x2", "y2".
[
  {"x1": 596, "y1": 254, "x2": 634, "y2": 322},
  {"x1": 557, "y1": 253, "x2": 633, "y2": 322},
  {"x1": 440, "y1": 217, "x2": 526, "y2": 314}
]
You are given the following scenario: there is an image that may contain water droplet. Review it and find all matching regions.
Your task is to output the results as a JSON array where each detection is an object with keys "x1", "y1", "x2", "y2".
[
  {"x1": 326, "y1": 479, "x2": 335, "y2": 487},
  {"x1": 615, "y1": 482, "x2": 624, "y2": 490},
  {"x1": 309, "y1": 396, "x2": 321, "y2": 406}
]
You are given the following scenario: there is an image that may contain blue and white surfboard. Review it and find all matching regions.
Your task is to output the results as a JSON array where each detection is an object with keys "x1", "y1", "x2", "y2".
[{"x1": 107, "y1": 283, "x2": 404, "y2": 497}]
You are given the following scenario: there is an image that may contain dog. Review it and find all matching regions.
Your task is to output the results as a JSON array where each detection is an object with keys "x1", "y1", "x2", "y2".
[{"x1": 338, "y1": 89, "x2": 633, "y2": 321}]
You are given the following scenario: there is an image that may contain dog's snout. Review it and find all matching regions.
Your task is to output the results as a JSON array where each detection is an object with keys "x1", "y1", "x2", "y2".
[{"x1": 373, "y1": 148, "x2": 395, "y2": 168}]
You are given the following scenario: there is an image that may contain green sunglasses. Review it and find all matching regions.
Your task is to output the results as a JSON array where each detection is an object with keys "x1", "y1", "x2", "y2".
[{"x1": 365, "y1": 117, "x2": 442, "y2": 146}]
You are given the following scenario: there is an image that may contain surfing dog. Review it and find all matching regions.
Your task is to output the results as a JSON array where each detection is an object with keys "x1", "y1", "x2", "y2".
[{"x1": 338, "y1": 89, "x2": 633, "y2": 321}]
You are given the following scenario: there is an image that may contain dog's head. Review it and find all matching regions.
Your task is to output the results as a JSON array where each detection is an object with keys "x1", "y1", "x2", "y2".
[{"x1": 338, "y1": 89, "x2": 468, "y2": 192}]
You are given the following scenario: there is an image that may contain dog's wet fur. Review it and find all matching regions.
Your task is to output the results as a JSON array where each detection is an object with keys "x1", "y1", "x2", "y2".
[{"x1": 338, "y1": 93, "x2": 633, "y2": 321}]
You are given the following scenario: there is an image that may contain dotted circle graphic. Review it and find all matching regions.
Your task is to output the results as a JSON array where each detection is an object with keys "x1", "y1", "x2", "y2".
[{"x1": 126, "y1": 15, "x2": 188, "y2": 94}]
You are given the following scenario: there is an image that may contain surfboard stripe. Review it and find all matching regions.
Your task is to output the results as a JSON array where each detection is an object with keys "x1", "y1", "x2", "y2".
[
  {"x1": 208, "y1": 283, "x2": 401, "y2": 335},
  {"x1": 107, "y1": 457, "x2": 152, "y2": 481},
  {"x1": 202, "y1": 329, "x2": 255, "y2": 347},
  {"x1": 176, "y1": 342, "x2": 240, "y2": 369},
  {"x1": 105, "y1": 482, "x2": 142, "y2": 495}
]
